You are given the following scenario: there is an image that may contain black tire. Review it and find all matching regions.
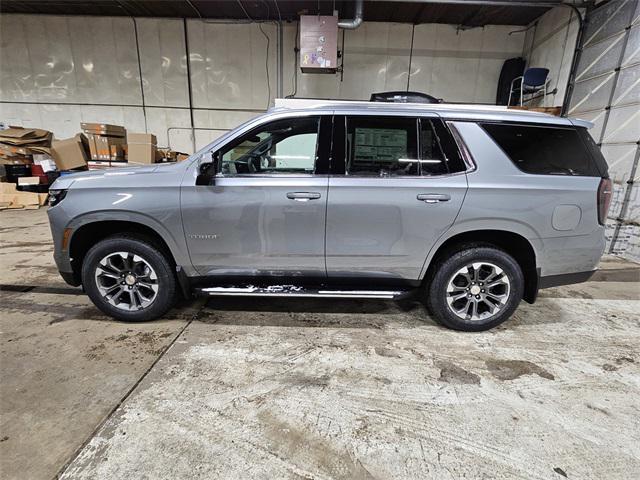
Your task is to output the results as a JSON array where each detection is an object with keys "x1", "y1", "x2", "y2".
[
  {"x1": 81, "y1": 235, "x2": 177, "y2": 322},
  {"x1": 426, "y1": 245, "x2": 524, "y2": 331}
]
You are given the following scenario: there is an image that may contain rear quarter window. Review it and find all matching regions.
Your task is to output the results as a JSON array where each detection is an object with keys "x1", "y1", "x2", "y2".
[{"x1": 481, "y1": 123, "x2": 606, "y2": 177}]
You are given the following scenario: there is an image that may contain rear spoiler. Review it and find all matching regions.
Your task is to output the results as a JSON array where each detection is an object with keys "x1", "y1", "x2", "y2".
[{"x1": 569, "y1": 118, "x2": 594, "y2": 129}]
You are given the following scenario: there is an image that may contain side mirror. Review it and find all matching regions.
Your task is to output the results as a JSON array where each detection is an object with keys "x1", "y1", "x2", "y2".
[{"x1": 196, "y1": 151, "x2": 220, "y2": 186}]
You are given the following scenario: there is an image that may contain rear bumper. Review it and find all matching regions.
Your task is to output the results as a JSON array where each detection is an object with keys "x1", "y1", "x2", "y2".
[{"x1": 538, "y1": 270, "x2": 596, "y2": 289}]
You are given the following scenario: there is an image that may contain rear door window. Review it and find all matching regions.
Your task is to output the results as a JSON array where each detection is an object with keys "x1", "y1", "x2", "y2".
[
  {"x1": 481, "y1": 123, "x2": 605, "y2": 177},
  {"x1": 345, "y1": 116, "x2": 419, "y2": 176}
]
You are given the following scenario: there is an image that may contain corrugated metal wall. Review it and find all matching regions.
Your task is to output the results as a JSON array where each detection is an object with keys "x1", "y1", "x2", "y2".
[
  {"x1": 568, "y1": 0, "x2": 640, "y2": 262},
  {"x1": 0, "y1": 13, "x2": 525, "y2": 154}
]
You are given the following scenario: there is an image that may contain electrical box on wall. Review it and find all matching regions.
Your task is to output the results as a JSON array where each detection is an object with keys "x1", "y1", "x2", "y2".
[{"x1": 299, "y1": 15, "x2": 338, "y2": 73}]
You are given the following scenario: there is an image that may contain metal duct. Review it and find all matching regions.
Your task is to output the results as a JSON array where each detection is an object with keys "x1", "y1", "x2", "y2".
[{"x1": 338, "y1": 0, "x2": 363, "y2": 29}]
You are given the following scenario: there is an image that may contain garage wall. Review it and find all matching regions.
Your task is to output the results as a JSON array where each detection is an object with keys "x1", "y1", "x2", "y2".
[
  {"x1": 523, "y1": 6, "x2": 581, "y2": 107},
  {"x1": 284, "y1": 22, "x2": 525, "y2": 103},
  {"x1": 0, "y1": 13, "x2": 525, "y2": 154},
  {"x1": 568, "y1": 0, "x2": 640, "y2": 262}
]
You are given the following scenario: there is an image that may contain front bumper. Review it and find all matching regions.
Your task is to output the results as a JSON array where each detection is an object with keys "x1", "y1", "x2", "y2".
[{"x1": 47, "y1": 203, "x2": 76, "y2": 282}]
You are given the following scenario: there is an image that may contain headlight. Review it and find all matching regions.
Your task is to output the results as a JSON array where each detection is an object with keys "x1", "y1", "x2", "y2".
[{"x1": 48, "y1": 189, "x2": 68, "y2": 207}]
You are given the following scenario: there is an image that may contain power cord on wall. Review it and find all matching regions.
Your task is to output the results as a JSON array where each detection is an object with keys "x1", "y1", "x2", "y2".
[{"x1": 236, "y1": 0, "x2": 275, "y2": 109}]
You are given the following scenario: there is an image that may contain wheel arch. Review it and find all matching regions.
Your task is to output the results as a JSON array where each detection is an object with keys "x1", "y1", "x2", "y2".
[
  {"x1": 422, "y1": 229, "x2": 539, "y2": 303},
  {"x1": 68, "y1": 219, "x2": 179, "y2": 285}
]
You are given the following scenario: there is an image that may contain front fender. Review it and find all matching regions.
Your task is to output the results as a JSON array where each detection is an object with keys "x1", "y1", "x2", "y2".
[{"x1": 66, "y1": 210, "x2": 190, "y2": 267}]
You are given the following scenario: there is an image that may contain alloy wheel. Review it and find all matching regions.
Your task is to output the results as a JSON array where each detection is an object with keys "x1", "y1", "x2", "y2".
[
  {"x1": 445, "y1": 261, "x2": 511, "y2": 321},
  {"x1": 94, "y1": 251, "x2": 159, "y2": 311}
]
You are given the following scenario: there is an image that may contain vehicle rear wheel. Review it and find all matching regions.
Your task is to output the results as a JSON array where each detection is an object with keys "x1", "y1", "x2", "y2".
[
  {"x1": 81, "y1": 235, "x2": 177, "y2": 322},
  {"x1": 426, "y1": 245, "x2": 524, "y2": 331}
]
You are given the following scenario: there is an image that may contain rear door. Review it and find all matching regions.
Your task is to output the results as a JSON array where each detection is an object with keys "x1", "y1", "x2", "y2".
[
  {"x1": 181, "y1": 114, "x2": 331, "y2": 278},
  {"x1": 325, "y1": 114, "x2": 469, "y2": 281}
]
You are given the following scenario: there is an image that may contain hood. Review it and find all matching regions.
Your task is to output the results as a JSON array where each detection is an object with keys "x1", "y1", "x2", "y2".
[{"x1": 51, "y1": 164, "x2": 163, "y2": 190}]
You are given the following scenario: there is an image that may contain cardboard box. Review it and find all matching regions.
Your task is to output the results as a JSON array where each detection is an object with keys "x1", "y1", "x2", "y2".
[
  {"x1": 127, "y1": 133, "x2": 157, "y2": 144},
  {"x1": 0, "y1": 182, "x2": 47, "y2": 209},
  {"x1": 127, "y1": 133, "x2": 157, "y2": 164},
  {"x1": 0, "y1": 157, "x2": 32, "y2": 165},
  {"x1": 0, "y1": 127, "x2": 52, "y2": 146},
  {"x1": 110, "y1": 143, "x2": 124, "y2": 161},
  {"x1": 51, "y1": 135, "x2": 89, "y2": 171},
  {"x1": 87, "y1": 134, "x2": 125, "y2": 161},
  {"x1": 81, "y1": 123, "x2": 126, "y2": 137}
]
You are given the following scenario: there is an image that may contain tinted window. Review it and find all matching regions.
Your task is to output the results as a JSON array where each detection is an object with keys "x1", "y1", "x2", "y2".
[
  {"x1": 346, "y1": 116, "x2": 418, "y2": 176},
  {"x1": 577, "y1": 127, "x2": 609, "y2": 177},
  {"x1": 420, "y1": 119, "x2": 448, "y2": 175},
  {"x1": 481, "y1": 123, "x2": 602, "y2": 176},
  {"x1": 420, "y1": 119, "x2": 467, "y2": 175},
  {"x1": 220, "y1": 117, "x2": 319, "y2": 175}
]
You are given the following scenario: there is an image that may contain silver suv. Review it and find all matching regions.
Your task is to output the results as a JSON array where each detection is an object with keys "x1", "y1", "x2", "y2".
[{"x1": 47, "y1": 100, "x2": 611, "y2": 331}]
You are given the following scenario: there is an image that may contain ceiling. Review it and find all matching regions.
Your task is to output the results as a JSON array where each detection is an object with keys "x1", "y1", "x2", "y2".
[{"x1": 0, "y1": 0, "x2": 558, "y2": 27}]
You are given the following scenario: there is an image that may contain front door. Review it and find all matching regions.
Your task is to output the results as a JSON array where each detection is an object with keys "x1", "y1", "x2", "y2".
[
  {"x1": 325, "y1": 114, "x2": 469, "y2": 281},
  {"x1": 181, "y1": 114, "x2": 331, "y2": 278}
]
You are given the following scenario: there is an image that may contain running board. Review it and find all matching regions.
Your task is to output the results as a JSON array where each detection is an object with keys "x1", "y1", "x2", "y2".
[{"x1": 195, "y1": 285, "x2": 410, "y2": 299}]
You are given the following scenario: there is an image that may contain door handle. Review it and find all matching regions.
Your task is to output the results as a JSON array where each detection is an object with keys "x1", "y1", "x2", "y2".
[
  {"x1": 417, "y1": 193, "x2": 451, "y2": 203},
  {"x1": 286, "y1": 192, "x2": 322, "y2": 201}
]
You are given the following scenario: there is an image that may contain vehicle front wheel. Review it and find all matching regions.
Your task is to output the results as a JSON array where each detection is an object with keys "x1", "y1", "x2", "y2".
[
  {"x1": 81, "y1": 235, "x2": 177, "y2": 322},
  {"x1": 426, "y1": 245, "x2": 524, "y2": 331}
]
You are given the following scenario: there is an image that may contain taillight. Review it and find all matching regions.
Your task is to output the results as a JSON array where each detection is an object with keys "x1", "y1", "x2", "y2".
[{"x1": 597, "y1": 178, "x2": 612, "y2": 226}]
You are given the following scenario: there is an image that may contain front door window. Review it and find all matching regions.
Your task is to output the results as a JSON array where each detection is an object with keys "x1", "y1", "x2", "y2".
[{"x1": 220, "y1": 117, "x2": 320, "y2": 175}]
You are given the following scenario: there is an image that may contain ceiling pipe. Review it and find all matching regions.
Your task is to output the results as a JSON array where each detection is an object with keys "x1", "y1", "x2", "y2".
[
  {"x1": 381, "y1": 0, "x2": 579, "y2": 7},
  {"x1": 338, "y1": 0, "x2": 363, "y2": 29}
]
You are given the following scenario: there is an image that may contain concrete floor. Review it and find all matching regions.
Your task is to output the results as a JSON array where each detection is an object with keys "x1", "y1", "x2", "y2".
[{"x1": 1, "y1": 209, "x2": 639, "y2": 480}]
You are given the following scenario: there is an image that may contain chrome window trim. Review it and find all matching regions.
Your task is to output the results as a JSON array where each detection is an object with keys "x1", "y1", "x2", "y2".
[
  {"x1": 331, "y1": 171, "x2": 467, "y2": 180},
  {"x1": 215, "y1": 173, "x2": 327, "y2": 179}
]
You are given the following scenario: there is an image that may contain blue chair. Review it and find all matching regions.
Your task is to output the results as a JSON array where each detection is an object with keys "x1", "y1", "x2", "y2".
[{"x1": 509, "y1": 68, "x2": 550, "y2": 106}]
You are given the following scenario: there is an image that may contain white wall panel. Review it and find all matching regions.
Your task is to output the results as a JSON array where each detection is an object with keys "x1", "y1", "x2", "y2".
[
  {"x1": 137, "y1": 18, "x2": 190, "y2": 108},
  {"x1": 0, "y1": 102, "x2": 145, "y2": 140},
  {"x1": 282, "y1": 22, "x2": 524, "y2": 104},
  {"x1": 0, "y1": 15, "x2": 141, "y2": 104},
  {"x1": 0, "y1": 14, "x2": 527, "y2": 154},
  {"x1": 340, "y1": 23, "x2": 412, "y2": 100},
  {"x1": 410, "y1": 25, "x2": 524, "y2": 103},
  {"x1": 141, "y1": 106, "x2": 192, "y2": 153},
  {"x1": 192, "y1": 109, "x2": 260, "y2": 151},
  {"x1": 187, "y1": 21, "x2": 277, "y2": 110},
  {"x1": 524, "y1": 6, "x2": 580, "y2": 107}
]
